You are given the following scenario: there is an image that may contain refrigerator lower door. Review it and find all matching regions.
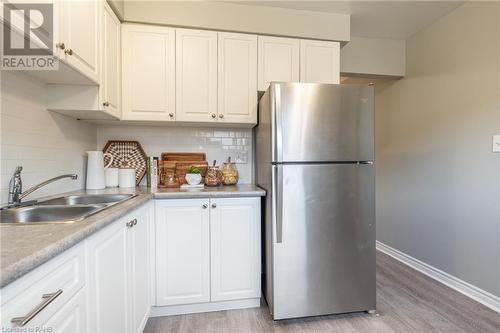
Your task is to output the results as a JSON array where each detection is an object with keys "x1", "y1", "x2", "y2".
[{"x1": 271, "y1": 163, "x2": 375, "y2": 320}]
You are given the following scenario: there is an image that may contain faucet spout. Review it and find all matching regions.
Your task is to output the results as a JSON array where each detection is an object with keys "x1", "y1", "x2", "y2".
[
  {"x1": 19, "y1": 174, "x2": 78, "y2": 201},
  {"x1": 8, "y1": 167, "x2": 78, "y2": 206}
]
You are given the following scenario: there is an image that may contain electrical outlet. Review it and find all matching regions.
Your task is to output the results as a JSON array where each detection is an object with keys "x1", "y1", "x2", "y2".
[{"x1": 493, "y1": 135, "x2": 500, "y2": 153}]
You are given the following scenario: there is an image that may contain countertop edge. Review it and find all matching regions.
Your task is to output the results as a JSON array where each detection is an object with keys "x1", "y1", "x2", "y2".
[{"x1": 0, "y1": 194, "x2": 152, "y2": 288}]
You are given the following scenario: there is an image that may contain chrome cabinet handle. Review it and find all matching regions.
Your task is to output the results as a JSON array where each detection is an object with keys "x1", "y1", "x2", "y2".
[
  {"x1": 133, "y1": 218, "x2": 137, "y2": 226},
  {"x1": 211, "y1": 113, "x2": 217, "y2": 119},
  {"x1": 218, "y1": 114, "x2": 224, "y2": 119},
  {"x1": 11, "y1": 289, "x2": 63, "y2": 327},
  {"x1": 56, "y1": 42, "x2": 65, "y2": 50},
  {"x1": 202, "y1": 204, "x2": 208, "y2": 209},
  {"x1": 211, "y1": 203, "x2": 217, "y2": 209},
  {"x1": 169, "y1": 113, "x2": 174, "y2": 118},
  {"x1": 102, "y1": 101, "x2": 109, "y2": 107},
  {"x1": 126, "y1": 220, "x2": 134, "y2": 228},
  {"x1": 64, "y1": 48, "x2": 73, "y2": 55}
]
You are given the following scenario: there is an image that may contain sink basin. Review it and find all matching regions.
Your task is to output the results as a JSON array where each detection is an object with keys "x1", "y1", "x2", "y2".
[
  {"x1": 0, "y1": 205, "x2": 106, "y2": 225},
  {"x1": 38, "y1": 194, "x2": 136, "y2": 206}
]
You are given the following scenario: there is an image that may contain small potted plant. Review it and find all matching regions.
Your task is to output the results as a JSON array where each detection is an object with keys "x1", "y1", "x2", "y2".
[{"x1": 185, "y1": 166, "x2": 202, "y2": 185}]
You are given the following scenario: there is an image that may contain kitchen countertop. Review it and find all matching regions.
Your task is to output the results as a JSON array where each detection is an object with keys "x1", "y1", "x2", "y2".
[{"x1": 0, "y1": 185, "x2": 265, "y2": 288}]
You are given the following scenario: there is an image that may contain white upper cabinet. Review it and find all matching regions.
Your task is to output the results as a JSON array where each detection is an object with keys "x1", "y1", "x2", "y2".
[
  {"x1": 300, "y1": 40, "x2": 340, "y2": 84},
  {"x1": 176, "y1": 29, "x2": 218, "y2": 122},
  {"x1": 100, "y1": 2, "x2": 121, "y2": 118},
  {"x1": 258, "y1": 36, "x2": 300, "y2": 91},
  {"x1": 218, "y1": 32, "x2": 257, "y2": 124},
  {"x1": 155, "y1": 199, "x2": 211, "y2": 306},
  {"x1": 210, "y1": 198, "x2": 261, "y2": 302},
  {"x1": 58, "y1": 0, "x2": 100, "y2": 83},
  {"x1": 122, "y1": 24, "x2": 176, "y2": 121}
]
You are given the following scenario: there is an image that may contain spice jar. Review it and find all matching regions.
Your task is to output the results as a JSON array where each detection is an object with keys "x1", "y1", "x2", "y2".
[
  {"x1": 221, "y1": 157, "x2": 238, "y2": 185},
  {"x1": 205, "y1": 161, "x2": 221, "y2": 187}
]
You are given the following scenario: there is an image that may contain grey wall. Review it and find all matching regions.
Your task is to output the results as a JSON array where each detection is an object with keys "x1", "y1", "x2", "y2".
[
  {"x1": 341, "y1": 37, "x2": 406, "y2": 77},
  {"x1": 375, "y1": 1, "x2": 500, "y2": 297}
]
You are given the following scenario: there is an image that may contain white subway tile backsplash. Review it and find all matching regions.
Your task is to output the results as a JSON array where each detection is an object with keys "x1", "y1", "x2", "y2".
[
  {"x1": 1, "y1": 72, "x2": 255, "y2": 204},
  {"x1": 97, "y1": 125, "x2": 254, "y2": 184},
  {"x1": 0, "y1": 72, "x2": 97, "y2": 204}
]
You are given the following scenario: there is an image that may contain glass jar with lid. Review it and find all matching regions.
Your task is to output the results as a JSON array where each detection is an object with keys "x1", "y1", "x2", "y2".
[{"x1": 221, "y1": 157, "x2": 238, "y2": 185}]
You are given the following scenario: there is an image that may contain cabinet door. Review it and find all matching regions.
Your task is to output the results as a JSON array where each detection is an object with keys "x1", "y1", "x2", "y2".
[
  {"x1": 300, "y1": 40, "x2": 340, "y2": 84},
  {"x1": 155, "y1": 199, "x2": 210, "y2": 306},
  {"x1": 59, "y1": 0, "x2": 99, "y2": 83},
  {"x1": 100, "y1": 2, "x2": 121, "y2": 118},
  {"x1": 44, "y1": 288, "x2": 87, "y2": 333},
  {"x1": 122, "y1": 24, "x2": 175, "y2": 121},
  {"x1": 210, "y1": 198, "x2": 261, "y2": 302},
  {"x1": 257, "y1": 36, "x2": 299, "y2": 91},
  {"x1": 128, "y1": 206, "x2": 150, "y2": 333},
  {"x1": 218, "y1": 32, "x2": 257, "y2": 124},
  {"x1": 176, "y1": 29, "x2": 217, "y2": 122},
  {"x1": 87, "y1": 219, "x2": 129, "y2": 333}
]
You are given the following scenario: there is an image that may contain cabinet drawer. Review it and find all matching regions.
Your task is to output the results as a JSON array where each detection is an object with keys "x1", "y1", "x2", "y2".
[{"x1": 1, "y1": 245, "x2": 85, "y2": 329}]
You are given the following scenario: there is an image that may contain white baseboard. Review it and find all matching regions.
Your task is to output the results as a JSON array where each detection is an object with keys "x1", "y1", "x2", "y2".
[
  {"x1": 150, "y1": 298, "x2": 261, "y2": 317},
  {"x1": 376, "y1": 241, "x2": 500, "y2": 313}
]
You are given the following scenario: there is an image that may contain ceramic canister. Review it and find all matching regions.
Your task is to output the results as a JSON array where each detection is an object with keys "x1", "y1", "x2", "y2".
[
  {"x1": 119, "y1": 168, "x2": 136, "y2": 188},
  {"x1": 105, "y1": 168, "x2": 119, "y2": 187}
]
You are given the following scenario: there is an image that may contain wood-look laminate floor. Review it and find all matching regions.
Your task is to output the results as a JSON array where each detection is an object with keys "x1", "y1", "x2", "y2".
[{"x1": 144, "y1": 251, "x2": 500, "y2": 333}]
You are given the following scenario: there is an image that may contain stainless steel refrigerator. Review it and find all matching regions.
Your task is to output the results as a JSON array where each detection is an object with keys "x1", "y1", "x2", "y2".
[{"x1": 255, "y1": 82, "x2": 375, "y2": 320}]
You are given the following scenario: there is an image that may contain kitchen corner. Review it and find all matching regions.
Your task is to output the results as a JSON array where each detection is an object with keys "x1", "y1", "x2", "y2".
[{"x1": 0, "y1": 185, "x2": 265, "y2": 288}]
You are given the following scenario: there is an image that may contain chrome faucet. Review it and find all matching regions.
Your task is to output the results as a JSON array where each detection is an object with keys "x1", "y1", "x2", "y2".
[{"x1": 8, "y1": 166, "x2": 78, "y2": 206}]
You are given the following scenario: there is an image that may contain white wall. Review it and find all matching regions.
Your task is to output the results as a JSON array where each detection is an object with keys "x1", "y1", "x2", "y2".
[
  {"x1": 341, "y1": 37, "x2": 406, "y2": 77},
  {"x1": 375, "y1": 1, "x2": 500, "y2": 297},
  {"x1": 97, "y1": 125, "x2": 253, "y2": 184},
  {"x1": 124, "y1": 1, "x2": 350, "y2": 42},
  {"x1": 0, "y1": 72, "x2": 97, "y2": 204}
]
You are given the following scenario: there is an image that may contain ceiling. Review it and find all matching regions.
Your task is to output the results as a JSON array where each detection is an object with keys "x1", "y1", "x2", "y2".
[{"x1": 228, "y1": 1, "x2": 465, "y2": 39}]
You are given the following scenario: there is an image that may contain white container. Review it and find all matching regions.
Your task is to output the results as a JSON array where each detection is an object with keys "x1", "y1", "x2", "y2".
[
  {"x1": 105, "y1": 168, "x2": 119, "y2": 187},
  {"x1": 86, "y1": 151, "x2": 113, "y2": 190},
  {"x1": 185, "y1": 173, "x2": 202, "y2": 185},
  {"x1": 119, "y1": 168, "x2": 136, "y2": 188}
]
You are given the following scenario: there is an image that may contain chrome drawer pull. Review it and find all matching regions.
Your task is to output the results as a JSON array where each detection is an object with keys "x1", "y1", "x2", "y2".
[{"x1": 11, "y1": 289, "x2": 63, "y2": 327}]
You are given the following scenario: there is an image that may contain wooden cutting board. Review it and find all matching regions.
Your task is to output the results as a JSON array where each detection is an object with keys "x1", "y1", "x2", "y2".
[
  {"x1": 175, "y1": 161, "x2": 209, "y2": 185},
  {"x1": 161, "y1": 152, "x2": 206, "y2": 162}
]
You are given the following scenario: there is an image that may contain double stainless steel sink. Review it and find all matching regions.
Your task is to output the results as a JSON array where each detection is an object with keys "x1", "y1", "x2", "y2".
[{"x1": 0, "y1": 194, "x2": 136, "y2": 225}]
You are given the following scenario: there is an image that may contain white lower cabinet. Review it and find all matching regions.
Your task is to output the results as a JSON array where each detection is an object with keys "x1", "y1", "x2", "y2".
[
  {"x1": 1, "y1": 196, "x2": 261, "y2": 329},
  {"x1": 155, "y1": 199, "x2": 211, "y2": 306},
  {"x1": 86, "y1": 214, "x2": 129, "y2": 333},
  {"x1": 87, "y1": 203, "x2": 150, "y2": 333},
  {"x1": 154, "y1": 197, "x2": 261, "y2": 312},
  {"x1": 129, "y1": 205, "x2": 152, "y2": 333},
  {"x1": 0, "y1": 245, "x2": 86, "y2": 332},
  {"x1": 210, "y1": 198, "x2": 261, "y2": 301},
  {"x1": 44, "y1": 288, "x2": 87, "y2": 333}
]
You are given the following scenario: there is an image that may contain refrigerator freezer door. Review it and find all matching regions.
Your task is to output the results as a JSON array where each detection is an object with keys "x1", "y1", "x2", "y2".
[
  {"x1": 271, "y1": 163, "x2": 375, "y2": 320},
  {"x1": 272, "y1": 83, "x2": 374, "y2": 163}
]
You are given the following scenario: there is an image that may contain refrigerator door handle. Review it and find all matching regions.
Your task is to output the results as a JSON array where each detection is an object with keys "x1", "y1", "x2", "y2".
[
  {"x1": 274, "y1": 83, "x2": 283, "y2": 163},
  {"x1": 273, "y1": 164, "x2": 284, "y2": 243}
]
